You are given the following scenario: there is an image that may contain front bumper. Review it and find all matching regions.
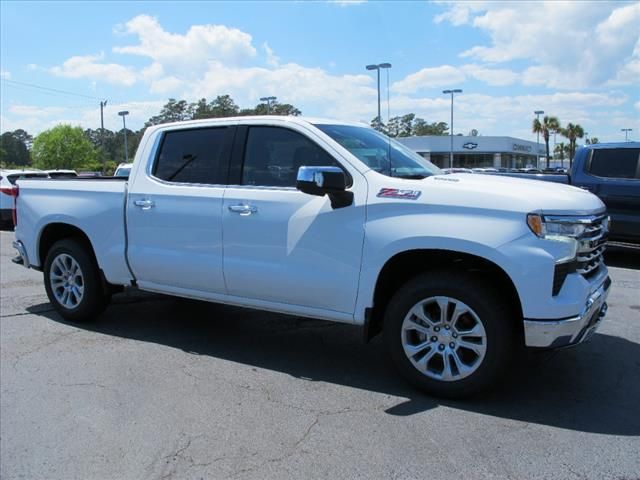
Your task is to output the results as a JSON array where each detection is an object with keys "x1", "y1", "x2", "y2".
[{"x1": 523, "y1": 276, "x2": 611, "y2": 348}]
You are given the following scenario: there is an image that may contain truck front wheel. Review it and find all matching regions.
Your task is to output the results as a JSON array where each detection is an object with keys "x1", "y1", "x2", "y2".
[
  {"x1": 43, "y1": 239, "x2": 110, "y2": 322},
  {"x1": 384, "y1": 271, "x2": 515, "y2": 398}
]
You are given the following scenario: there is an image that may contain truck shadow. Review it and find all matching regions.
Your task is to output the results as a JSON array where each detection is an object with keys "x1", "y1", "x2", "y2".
[
  {"x1": 605, "y1": 245, "x2": 640, "y2": 270},
  {"x1": 29, "y1": 293, "x2": 640, "y2": 436}
]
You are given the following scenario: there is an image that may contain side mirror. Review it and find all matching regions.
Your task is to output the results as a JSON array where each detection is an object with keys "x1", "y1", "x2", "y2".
[{"x1": 296, "y1": 166, "x2": 353, "y2": 209}]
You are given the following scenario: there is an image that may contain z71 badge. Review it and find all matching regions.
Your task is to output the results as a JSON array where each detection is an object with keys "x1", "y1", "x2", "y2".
[{"x1": 377, "y1": 188, "x2": 421, "y2": 200}]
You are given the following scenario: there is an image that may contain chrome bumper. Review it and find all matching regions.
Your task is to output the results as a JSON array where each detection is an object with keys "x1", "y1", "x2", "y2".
[
  {"x1": 12, "y1": 240, "x2": 30, "y2": 268},
  {"x1": 524, "y1": 276, "x2": 611, "y2": 348}
]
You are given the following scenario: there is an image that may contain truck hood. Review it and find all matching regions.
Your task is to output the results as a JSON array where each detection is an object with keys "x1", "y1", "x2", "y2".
[
  {"x1": 368, "y1": 172, "x2": 604, "y2": 216},
  {"x1": 421, "y1": 173, "x2": 605, "y2": 215}
]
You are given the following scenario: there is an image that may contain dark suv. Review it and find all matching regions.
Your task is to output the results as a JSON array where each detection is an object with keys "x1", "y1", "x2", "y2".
[{"x1": 571, "y1": 142, "x2": 640, "y2": 244}]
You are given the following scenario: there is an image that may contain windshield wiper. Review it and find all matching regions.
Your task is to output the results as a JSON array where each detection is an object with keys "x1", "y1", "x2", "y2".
[{"x1": 167, "y1": 154, "x2": 197, "y2": 181}]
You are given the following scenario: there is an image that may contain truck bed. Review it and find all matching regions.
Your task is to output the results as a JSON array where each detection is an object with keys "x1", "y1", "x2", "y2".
[{"x1": 15, "y1": 178, "x2": 132, "y2": 285}]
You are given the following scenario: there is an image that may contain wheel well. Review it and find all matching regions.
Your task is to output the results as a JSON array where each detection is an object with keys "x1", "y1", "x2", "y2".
[
  {"x1": 366, "y1": 249, "x2": 524, "y2": 342},
  {"x1": 38, "y1": 223, "x2": 96, "y2": 268}
]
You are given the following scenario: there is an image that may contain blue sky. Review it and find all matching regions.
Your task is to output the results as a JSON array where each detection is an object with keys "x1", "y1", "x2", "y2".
[{"x1": 1, "y1": 0, "x2": 638, "y2": 143}]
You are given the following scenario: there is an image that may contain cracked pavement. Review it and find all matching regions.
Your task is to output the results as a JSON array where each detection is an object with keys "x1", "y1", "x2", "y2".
[{"x1": 1, "y1": 231, "x2": 639, "y2": 479}]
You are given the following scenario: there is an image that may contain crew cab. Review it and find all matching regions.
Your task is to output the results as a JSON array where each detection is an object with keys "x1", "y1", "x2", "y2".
[{"x1": 11, "y1": 117, "x2": 611, "y2": 397}]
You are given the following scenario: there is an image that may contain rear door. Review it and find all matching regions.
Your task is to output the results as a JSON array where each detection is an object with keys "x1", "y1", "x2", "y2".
[
  {"x1": 221, "y1": 124, "x2": 366, "y2": 315},
  {"x1": 585, "y1": 147, "x2": 640, "y2": 242},
  {"x1": 127, "y1": 125, "x2": 234, "y2": 294}
]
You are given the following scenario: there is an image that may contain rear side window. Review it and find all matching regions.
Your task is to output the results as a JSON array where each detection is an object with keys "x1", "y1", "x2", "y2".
[
  {"x1": 588, "y1": 148, "x2": 640, "y2": 179},
  {"x1": 241, "y1": 126, "x2": 340, "y2": 187},
  {"x1": 153, "y1": 127, "x2": 229, "y2": 184}
]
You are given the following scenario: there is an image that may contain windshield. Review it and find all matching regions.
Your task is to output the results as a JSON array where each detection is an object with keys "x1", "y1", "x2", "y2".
[{"x1": 315, "y1": 124, "x2": 441, "y2": 179}]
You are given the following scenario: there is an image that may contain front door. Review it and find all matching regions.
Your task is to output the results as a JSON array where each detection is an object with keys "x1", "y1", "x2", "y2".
[{"x1": 222, "y1": 125, "x2": 366, "y2": 315}]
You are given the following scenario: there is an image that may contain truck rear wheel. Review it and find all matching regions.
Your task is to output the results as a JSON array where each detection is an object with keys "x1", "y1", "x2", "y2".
[
  {"x1": 384, "y1": 270, "x2": 515, "y2": 398},
  {"x1": 43, "y1": 239, "x2": 110, "y2": 322}
]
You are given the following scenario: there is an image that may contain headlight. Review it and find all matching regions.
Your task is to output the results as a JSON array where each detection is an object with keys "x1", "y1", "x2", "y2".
[
  {"x1": 527, "y1": 213, "x2": 587, "y2": 238},
  {"x1": 527, "y1": 213, "x2": 582, "y2": 262}
]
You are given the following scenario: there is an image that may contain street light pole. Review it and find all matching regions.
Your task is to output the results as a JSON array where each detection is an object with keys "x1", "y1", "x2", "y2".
[
  {"x1": 534, "y1": 110, "x2": 544, "y2": 168},
  {"x1": 622, "y1": 128, "x2": 632, "y2": 142},
  {"x1": 366, "y1": 63, "x2": 392, "y2": 125},
  {"x1": 118, "y1": 110, "x2": 130, "y2": 163},
  {"x1": 443, "y1": 89, "x2": 462, "y2": 169},
  {"x1": 260, "y1": 96, "x2": 277, "y2": 114}
]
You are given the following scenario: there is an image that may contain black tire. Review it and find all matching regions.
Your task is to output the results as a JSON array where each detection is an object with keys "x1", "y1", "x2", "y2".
[
  {"x1": 383, "y1": 270, "x2": 516, "y2": 398},
  {"x1": 43, "y1": 238, "x2": 110, "y2": 322}
]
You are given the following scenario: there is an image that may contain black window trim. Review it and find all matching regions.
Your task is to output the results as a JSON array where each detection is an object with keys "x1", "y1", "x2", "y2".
[
  {"x1": 149, "y1": 125, "x2": 236, "y2": 187},
  {"x1": 229, "y1": 124, "x2": 353, "y2": 190}
]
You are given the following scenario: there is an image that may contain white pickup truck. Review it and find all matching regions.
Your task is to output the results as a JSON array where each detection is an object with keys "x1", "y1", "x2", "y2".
[{"x1": 11, "y1": 116, "x2": 611, "y2": 397}]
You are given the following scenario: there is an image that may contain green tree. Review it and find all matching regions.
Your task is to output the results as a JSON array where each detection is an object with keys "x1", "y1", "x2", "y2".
[
  {"x1": 145, "y1": 98, "x2": 192, "y2": 127},
  {"x1": 370, "y1": 116, "x2": 387, "y2": 134},
  {"x1": 387, "y1": 113, "x2": 416, "y2": 138},
  {"x1": 586, "y1": 137, "x2": 599, "y2": 145},
  {"x1": 560, "y1": 123, "x2": 584, "y2": 168},
  {"x1": 209, "y1": 95, "x2": 240, "y2": 117},
  {"x1": 532, "y1": 115, "x2": 561, "y2": 169},
  {"x1": 0, "y1": 130, "x2": 32, "y2": 167},
  {"x1": 413, "y1": 120, "x2": 449, "y2": 136},
  {"x1": 32, "y1": 125, "x2": 99, "y2": 170}
]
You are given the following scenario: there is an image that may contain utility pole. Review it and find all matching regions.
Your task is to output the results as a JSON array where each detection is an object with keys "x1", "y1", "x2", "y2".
[
  {"x1": 443, "y1": 89, "x2": 463, "y2": 169},
  {"x1": 366, "y1": 63, "x2": 392, "y2": 126},
  {"x1": 118, "y1": 111, "x2": 130, "y2": 163},
  {"x1": 99, "y1": 100, "x2": 107, "y2": 173},
  {"x1": 534, "y1": 110, "x2": 544, "y2": 168},
  {"x1": 100, "y1": 100, "x2": 107, "y2": 130}
]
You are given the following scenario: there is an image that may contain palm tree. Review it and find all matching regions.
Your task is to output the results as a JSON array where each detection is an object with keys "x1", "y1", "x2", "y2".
[
  {"x1": 532, "y1": 116, "x2": 561, "y2": 169},
  {"x1": 560, "y1": 123, "x2": 585, "y2": 168},
  {"x1": 586, "y1": 137, "x2": 599, "y2": 145},
  {"x1": 554, "y1": 142, "x2": 570, "y2": 168}
]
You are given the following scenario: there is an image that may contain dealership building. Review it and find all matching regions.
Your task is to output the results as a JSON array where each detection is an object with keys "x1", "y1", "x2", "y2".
[{"x1": 397, "y1": 135, "x2": 547, "y2": 169}]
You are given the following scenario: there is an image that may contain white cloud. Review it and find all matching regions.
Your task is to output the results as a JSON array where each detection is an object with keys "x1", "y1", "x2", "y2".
[
  {"x1": 50, "y1": 53, "x2": 137, "y2": 86},
  {"x1": 1, "y1": 100, "x2": 167, "y2": 135},
  {"x1": 263, "y1": 42, "x2": 280, "y2": 67},
  {"x1": 187, "y1": 61, "x2": 376, "y2": 120},
  {"x1": 113, "y1": 14, "x2": 257, "y2": 71},
  {"x1": 0, "y1": 70, "x2": 10, "y2": 80},
  {"x1": 635, "y1": 100, "x2": 640, "y2": 111},
  {"x1": 149, "y1": 76, "x2": 184, "y2": 95},
  {"x1": 437, "y1": 1, "x2": 640, "y2": 88},
  {"x1": 461, "y1": 64, "x2": 518, "y2": 86},
  {"x1": 392, "y1": 65, "x2": 465, "y2": 93}
]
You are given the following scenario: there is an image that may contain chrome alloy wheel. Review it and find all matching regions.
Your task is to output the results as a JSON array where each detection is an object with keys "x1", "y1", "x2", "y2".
[
  {"x1": 49, "y1": 253, "x2": 85, "y2": 309},
  {"x1": 401, "y1": 296, "x2": 487, "y2": 382}
]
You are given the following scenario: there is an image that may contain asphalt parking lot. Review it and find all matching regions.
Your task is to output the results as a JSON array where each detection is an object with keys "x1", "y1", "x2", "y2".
[{"x1": 1, "y1": 230, "x2": 639, "y2": 480}]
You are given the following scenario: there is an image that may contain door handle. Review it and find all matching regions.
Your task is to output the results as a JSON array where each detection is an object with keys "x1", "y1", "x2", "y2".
[
  {"x1": 134, "y1": 199, "x2": 155, "y2": 210},
  {"x1": 228, "y1": 204, "x2": 257, "y2": 216}
]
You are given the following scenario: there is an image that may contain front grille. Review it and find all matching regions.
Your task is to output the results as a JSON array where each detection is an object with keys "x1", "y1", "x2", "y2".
[
  {"x1": 550, "y1": 214, "x2": 608, "y2": 296},
  {"x1": 576, "y1": 215, "x2": 607, "y2": 278}
]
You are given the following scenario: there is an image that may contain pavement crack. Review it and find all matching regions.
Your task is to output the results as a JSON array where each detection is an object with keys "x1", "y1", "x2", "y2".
[{"x1": 11, "y1": 330, "x2": 78, "y2": 370}]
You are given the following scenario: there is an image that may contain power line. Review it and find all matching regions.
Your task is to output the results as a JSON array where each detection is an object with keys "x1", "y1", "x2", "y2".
[{"x1": 1, "y1": 78, "x2": 101, "y2": 100}]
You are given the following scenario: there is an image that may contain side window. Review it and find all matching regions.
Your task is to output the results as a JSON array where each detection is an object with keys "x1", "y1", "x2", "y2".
[
  {"x1": 153, "y1": 127, "x2": 228, "y2": 184},
  {"x1": 241, "y1": 127, "x2": 340, "y2": 187},
  {"x1": 588, "y1": 148, "x2": 640, "y2": 179}
]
